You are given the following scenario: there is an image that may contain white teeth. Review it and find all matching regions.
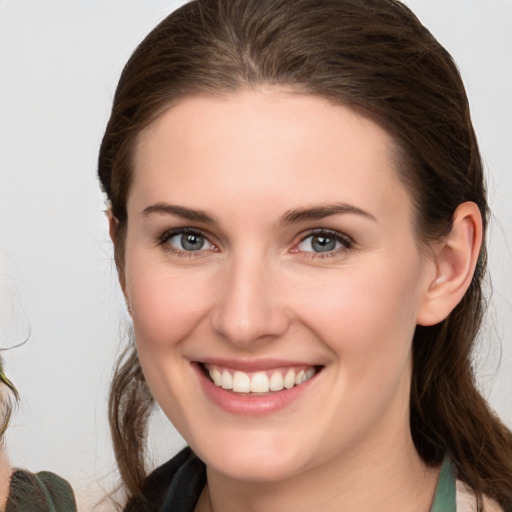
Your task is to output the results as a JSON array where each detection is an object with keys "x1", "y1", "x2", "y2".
[
  {"x1": 284, "y1": 369, "x2": 296, "y2": 389},
  {"x1": 211, "y1": 368, "x2": 222, "y2": 386},
  {"x1": 269, "y1": 371, "x2": 284, "y2": 391},
  {"x1": 250, "y1": 372, "x2": 270, "y2": 393},
  {"x1": 233, "y1": 371, "x2": 251, "y2": 393},
  {"x1": 221, "y1": 370, "x2": 232, "y2": 389},
  {"x1": 208, "y1": 365, "x2": 318, "y2": 393}
]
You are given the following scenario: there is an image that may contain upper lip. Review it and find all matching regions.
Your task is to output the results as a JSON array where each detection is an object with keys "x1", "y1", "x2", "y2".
[{"x1": 196, "y1": 358, "x2": 322, "y2": 372}]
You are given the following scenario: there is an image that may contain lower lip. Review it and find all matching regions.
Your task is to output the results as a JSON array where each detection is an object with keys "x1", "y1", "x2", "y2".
[{"x1": 194, "y1": 364, "x2": 319, "y2": 416}]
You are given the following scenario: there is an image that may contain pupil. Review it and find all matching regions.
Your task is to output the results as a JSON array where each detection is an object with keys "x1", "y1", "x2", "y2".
[
  {"x1": 181, "y1": 234, "x2": 203, "y2": 251},
  {"x1": 312, "y1": 236, "x2": 335, "y2": 252}
]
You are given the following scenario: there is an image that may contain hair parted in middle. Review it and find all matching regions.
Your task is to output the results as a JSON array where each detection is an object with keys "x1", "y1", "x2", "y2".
[{"x1": 98, "y1": 0, "x2": 512, "y2": 509}]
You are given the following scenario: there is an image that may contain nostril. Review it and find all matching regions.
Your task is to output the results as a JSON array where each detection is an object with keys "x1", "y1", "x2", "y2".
[{"x1": 210, "y1": 307, "x2": 291, "y2": 347}]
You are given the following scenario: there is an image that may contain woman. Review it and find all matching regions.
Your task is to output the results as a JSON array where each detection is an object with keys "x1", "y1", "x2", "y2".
[
  {"x1": 0, "y1": 360, "x2": 76, "y2": 512},
  {"x1": 0, "y1": 286, "x2": 76, "y2": 511},
  {"x1": 98, "y1": 0, "x2": 512, "y2": 510}
]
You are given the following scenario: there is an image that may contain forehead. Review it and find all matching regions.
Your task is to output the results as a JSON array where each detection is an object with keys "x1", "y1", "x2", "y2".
[{"x1": 130, "y1": 89, "x2": 413, "y2": 226}]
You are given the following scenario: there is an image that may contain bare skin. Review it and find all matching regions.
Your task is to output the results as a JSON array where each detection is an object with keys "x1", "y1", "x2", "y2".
[
  {"x1": 0, "y1": 445, "x2": 11, "y2": 510},
  {"x1": 195, "y1": 447, "x2": 440, "y2": 512}
]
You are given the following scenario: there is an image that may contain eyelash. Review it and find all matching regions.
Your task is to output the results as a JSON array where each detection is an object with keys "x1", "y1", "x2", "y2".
[
  {"x1": 294, "y1": 229, "x2": 353, "y2": 258},
  {"x1": 157, "y1": 228, "x2": 217, "y2": 257},
  {"x1": 157, "y1": 228, "x2": 353, "y2": 258}
]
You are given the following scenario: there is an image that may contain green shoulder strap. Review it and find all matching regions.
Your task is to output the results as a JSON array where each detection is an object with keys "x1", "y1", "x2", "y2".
[{"x1": 430, "y1": 459, "x2": 457, "y2": 512}]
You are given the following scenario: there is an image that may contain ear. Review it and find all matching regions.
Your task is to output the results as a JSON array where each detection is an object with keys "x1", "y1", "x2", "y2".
[
  {"x1": 107, "y1": 210, "x2": 129, "y2": 310},
  {"x1": 107, "y1": 209, "x2": 119, "y2": 244},
  {"x1": 416, "y1": 201, "x2": 483, "y2": 326}
]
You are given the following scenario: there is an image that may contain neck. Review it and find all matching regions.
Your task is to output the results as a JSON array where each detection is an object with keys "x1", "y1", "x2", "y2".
[{"x1": 196, "y1": 425, "x2": 439, "y2": 512}]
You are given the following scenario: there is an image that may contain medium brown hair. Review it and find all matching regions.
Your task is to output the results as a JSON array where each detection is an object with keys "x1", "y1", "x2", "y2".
[
  {"x1": 98, "y1": 0, "x2": 512, "y2": 508},
  {"x1": 0, "y1": 359, "x2": 18, "y2": 439}
]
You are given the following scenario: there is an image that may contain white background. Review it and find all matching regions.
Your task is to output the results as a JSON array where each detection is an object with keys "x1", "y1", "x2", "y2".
[{"x1": 0, "y1": 1, "x2": 511, "y2": 510}]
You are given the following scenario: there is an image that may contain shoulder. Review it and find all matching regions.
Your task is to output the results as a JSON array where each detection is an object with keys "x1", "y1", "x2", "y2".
[
  {"x1": 456, "y1": 480, "x2": 505, "y2": 512},
  {"x1": 124, "y1": 447, "x2": 206, "y2": 512},
  {"x1": 7, "y1": 469, "x2": 76, "y2": 512}
]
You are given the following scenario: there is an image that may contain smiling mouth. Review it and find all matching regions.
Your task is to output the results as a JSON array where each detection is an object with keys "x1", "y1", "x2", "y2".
[{"x1": 200, "y1": 363, "x2": 321, "y2": 394}]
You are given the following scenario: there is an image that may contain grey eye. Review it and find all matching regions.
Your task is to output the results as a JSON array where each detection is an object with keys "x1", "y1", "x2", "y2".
[
  {"x1": 297, "y1": 233, "x2": 346, "y2": 253},
  {"x1": 169, "y1": 232, "x2": 208, "y2": 251}
]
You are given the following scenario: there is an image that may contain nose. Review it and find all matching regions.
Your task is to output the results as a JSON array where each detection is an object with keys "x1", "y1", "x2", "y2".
[{"x1": 210, "y1": 255, "x2": 290, "y2": 348}]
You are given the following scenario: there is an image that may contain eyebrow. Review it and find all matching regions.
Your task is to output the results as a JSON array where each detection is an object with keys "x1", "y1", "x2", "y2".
[
  {"x1": 279, "y1": 203, "x2": 376, "y2": 225},
  {"x1": 142, "y1": 203, "x2": 216, "y2": 223},
  {"x1": 142, "y1": 201, "x2": 376, "y2": 225}
]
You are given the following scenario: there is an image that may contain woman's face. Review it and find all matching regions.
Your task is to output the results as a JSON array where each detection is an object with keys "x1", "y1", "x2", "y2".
[{"x1": 122, "y1": 89, "x2": 436, "y2": 482}]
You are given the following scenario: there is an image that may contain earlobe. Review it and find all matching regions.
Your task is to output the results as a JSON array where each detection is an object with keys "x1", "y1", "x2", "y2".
[{"x1": 417, "y1": 202, "x2": 483, "y2": 326}]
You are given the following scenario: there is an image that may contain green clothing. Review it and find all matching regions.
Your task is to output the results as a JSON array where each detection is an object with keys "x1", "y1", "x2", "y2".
[
  {"x1": 430, "y1": 458, "x2": 456, "y2": 512},
  {"x1": 5, "y1": 470, "x2": 77, "y2": 512}
]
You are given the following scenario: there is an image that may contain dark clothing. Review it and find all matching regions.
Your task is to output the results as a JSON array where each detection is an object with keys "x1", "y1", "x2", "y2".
[
  {"x1": 124, "y1": 448, "x2": 205, "y2": 512},
  {"x1": 5, "y1": 470, "x2": 77, "y2": 512}
]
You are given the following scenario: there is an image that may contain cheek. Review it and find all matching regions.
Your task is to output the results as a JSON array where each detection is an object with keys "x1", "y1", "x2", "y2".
[
  {"x1": 124, "y1": 253, "x2": 212, "y2": 349},
  {"x1": 293, "y1": 263, "x2": 422, "y2": 432},
  {"x1": 294, "y1": 258, "x2": 424, "y2": 365}
]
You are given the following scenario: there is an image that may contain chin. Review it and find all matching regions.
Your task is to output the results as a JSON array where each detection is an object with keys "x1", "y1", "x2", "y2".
[
  {"x1": 193, "y1": 432, "x2": 312, "y2": 483},
  {"x1": 213, "y1": 454, "x2": 307, "y2": 483}
]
